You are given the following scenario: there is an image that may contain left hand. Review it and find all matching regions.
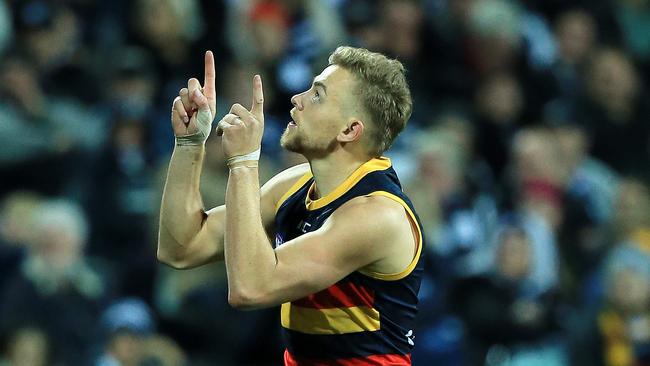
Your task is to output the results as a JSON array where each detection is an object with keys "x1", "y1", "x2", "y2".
[{"x1": 216, "y1": 75, "x2": 265, "y2": 159}]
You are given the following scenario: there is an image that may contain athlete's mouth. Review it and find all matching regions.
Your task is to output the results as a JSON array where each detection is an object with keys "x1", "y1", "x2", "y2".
[{"x1": 289, "y1": 109, "x2": 298, "y2": 126}]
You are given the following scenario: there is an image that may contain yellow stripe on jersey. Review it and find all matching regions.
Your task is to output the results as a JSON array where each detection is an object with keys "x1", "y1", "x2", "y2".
[
  {"x1": 281, "y1": 303, "x2": 381, "y2": 335},
  {"x1": 305, "y1": 157, "x2": 392, "y2": 211},
  {"x1": 275, "y1": 172, "x2": 314, "y2": 213},
  {"x1": 358, "y1": 191, "x2": 423, "y2": 281}
]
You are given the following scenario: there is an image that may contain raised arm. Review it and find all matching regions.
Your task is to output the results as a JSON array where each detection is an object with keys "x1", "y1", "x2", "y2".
[
  {"x1": 157, "y1": 51, "x2": 220, "y2": 268},
  {"x1": 158, "y1": 152, "x2": 309, "y2": 270},
  {"x1": 157, "y1": 52, "x2": 310, "y2": 269}
]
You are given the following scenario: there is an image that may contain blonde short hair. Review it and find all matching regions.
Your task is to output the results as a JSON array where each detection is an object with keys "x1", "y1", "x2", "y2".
[{"x1": 328, "y1": 46, "x2": 412, "y2": 156}]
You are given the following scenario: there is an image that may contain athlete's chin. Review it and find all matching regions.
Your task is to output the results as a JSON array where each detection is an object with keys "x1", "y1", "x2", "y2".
[{"x1": 280, "y1": 133, "x2": 303, "y2": 154}]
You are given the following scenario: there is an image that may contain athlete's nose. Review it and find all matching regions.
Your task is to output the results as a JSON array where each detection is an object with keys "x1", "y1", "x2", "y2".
[{"x1": 290, "y1": 93, "x2": 304, "y2": 111}]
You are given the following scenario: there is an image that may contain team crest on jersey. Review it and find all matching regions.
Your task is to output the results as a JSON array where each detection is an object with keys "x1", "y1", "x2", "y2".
[
  {"x1": 297, "y1": 220, "x2": 312, "y2": 233},
  {"x1": 275, "y1": 233, "x2": 284, "y2": 247},
  {"x1": 405, "y1": 330, "x2": 415, "y2": 346}
]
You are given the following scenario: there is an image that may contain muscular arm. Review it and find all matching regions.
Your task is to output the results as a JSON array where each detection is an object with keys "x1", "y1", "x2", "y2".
[
  {"x1": 157, "y1": 51, "x2": 222, "y2": 269},
  {"x1": 156, "y1": 53, "x2": 244, "y2": 269},
  {"x1": 225, "y1": 166, "x2": 417, "y2": 310},
  {"x1": 157, "y1": 147, "x2": 311, "y2": 269},
  {"x1": 157, "y1": 144, "x2": 225, "y2": 268}
]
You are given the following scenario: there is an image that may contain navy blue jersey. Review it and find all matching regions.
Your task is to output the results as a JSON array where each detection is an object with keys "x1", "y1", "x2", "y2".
[{"x1": 274, "y1": 157, "x2": 424, "y2": 365}]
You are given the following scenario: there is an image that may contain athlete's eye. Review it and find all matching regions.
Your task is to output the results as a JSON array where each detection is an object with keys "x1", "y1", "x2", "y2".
[{"x1": 312, "y1": 90, "x2": 320, "y2": 102}]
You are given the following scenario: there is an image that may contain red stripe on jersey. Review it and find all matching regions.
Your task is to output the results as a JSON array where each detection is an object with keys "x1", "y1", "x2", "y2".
[
  {"x1": 284, "y1": 350, "x2": 411, "y2": 366},
  {"x1": 291, "y1": 281, "x2": 375, "y2": 309}
]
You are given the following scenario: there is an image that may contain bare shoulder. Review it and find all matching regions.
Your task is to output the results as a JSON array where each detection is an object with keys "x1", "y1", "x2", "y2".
[
  {"x1": 263, "y1": 163, "x2": 311, "y2": 189},
  {"x1": 261, "y1": 163, "x2": 311, "y2": 209},
  {"x1": 323, "y1": 194, "x2": 417, "y2": 273},
  {"x1": 326, "y1": 195, "x2": 411, "y2": 240}
]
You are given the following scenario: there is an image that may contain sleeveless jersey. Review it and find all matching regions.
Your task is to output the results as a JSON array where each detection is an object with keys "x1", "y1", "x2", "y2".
[{"x1": 274, "y1": 157, "x2": 425, "y2": 365}]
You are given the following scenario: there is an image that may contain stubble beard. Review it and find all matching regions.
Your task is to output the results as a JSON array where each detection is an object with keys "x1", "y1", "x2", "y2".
[
  {"x1": 280, "y1": 126, "x2": 336, "y2": 158},
  {"x1": 280, "y1": 126, "x2": 303, "y2": 153}
]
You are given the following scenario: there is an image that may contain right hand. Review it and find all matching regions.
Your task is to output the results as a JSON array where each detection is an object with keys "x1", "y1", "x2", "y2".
[{"x1": 172, "y1": 51, "x2": 217, "y2": 146}]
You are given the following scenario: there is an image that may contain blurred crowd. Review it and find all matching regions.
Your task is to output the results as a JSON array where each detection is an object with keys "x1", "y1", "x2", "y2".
[{"x1": 0, "y1": 0, "x2": 649, "y2": 365}]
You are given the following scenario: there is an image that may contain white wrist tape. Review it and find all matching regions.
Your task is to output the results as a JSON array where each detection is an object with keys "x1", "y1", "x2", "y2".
[
  {"x1": 227, "y1": 148, "x2": 261, "y2": 167},
  {"x1": 175, "y1": 108, "x2": 213, "y2": 146}
]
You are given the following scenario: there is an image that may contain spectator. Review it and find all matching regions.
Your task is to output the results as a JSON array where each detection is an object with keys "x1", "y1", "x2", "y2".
[
  {"x1": 132, "y1": 0, "x2": 204, "y2": 71},
  {"x1": 86, "y1": 110, "x2": 156, "y2": 299},
  {"x1": 551, "y1": 9, "x2": 598, "y2": 99},
  {"x1": 508, "y1": 128, "x2": 564, "y2": 294},
  {"x1": 451, "y1": 223, "x2": 564, "y2": 366},
  {"x1": 553, "y1": 125, "x2": 619, "y2": 304},
  {"x1": 406, "y1": 118, "x2": 498, "y2": 275},
  {"x1": 129, "y1": 0, "x2": 209, "y2": 137},
  {"x1": 475, "y1": 72, "x2": 527, "y2": 179},
  {"x1": 0, "y1": 192, "x2": 42, "y2": 295},
  {"x1": 576, "y1": 48, "x2": 650, "y2": 180},
  {"x1": 570, "y1": 244, "x2": 650, "y2": 366},
  {"x1": 0, "y1": 1, "x2": 106, "y2": 197},
  {"x1": 613, "y1": 178, "x2": 650, "y2": 244},
  {"x1": 96, "y1": 297, "x2": 185, "y2": 366},
  {"x1": 376, "y1": 0, "x2": 440, "y2": 123},
  {"x1": 0, "y1": 327, "x2": 49, "y2": 366},
  {"x1": 0, "y1": 199, "x2": 109, "y2": 365},
  {"x1": 510, "y1": 127, "x2": 567, "y2": 230}
]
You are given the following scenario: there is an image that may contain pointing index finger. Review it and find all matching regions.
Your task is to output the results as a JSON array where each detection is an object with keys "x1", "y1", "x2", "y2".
[
  {"x1": 203, "y1": 51, "x2": 216, "y2": 107},
  {"x1": 250, "y1": 74, "x2": 264, "y2": 119}
]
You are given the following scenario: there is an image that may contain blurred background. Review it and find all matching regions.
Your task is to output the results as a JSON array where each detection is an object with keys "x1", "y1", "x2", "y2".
[{"x1": 0, "y1": 0, "x2": 649, "y2": 365}]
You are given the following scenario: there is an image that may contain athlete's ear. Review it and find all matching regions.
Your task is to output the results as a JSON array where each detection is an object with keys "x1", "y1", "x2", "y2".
[{"x1": 338, "y1": 119, "x2": 364, "y2": 143}]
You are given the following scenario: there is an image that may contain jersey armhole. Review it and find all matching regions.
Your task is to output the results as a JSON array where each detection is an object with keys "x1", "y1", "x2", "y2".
[{"x1": 357, "y1": 191, "x2": 423, "y2": 281}]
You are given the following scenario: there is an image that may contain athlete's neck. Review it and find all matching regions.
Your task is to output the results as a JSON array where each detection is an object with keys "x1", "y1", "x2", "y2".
[{"x1": 308, "y1": 155, "x2": 370, "y2": 199}]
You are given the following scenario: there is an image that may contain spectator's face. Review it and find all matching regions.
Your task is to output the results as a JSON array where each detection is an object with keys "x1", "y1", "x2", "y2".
[
  {"x1": 554, "y1": 126, "x2": 588, "y2": 172},
  {"x1": 0, "y1": 193, "x2": 41, "y2": 246},
  {"x1": 113, "y1": 123, "x2": 144, "y2": 150},
  {"x1": 608, "y1": 269, "x2": 650, "y2": 314},
  {"x1": 437, "y1": 117, "x2": 475, "y2": 156},
  {"x1": 555, "y1": 11, "x2": 596, "y2": 65},
  {"x1": 251, "y1": 15, "x2": 289, "y2": 62},
  {"x1": 110, "y1": 76, "x2": 155, "y2": 120},
  {"x1": 511, "y1": 129, "x2": 565, "y2": 184},
  {"x1": 614, "y1": 180, "x2": 650, "y2": 235},
  {"x1": 496, "y1": 229, "x2": 531, "y2": 281},
  {"x1": 381, "y1": 0, "x2": 423, "y2": 58},
  {"x1": 109, "y1": 332, "x2": 145, "y2": 366},
  {"x1": 588, "y1": 50, "x2": 639, "y2": 110},
  {"x1": 469, "y1": 0, "x2": 521, "y2": 72},
  {"x1": 32, "y1": 223, "x2": 82, "y2": 272},
  {"x1": 283, "y1": 65, "x2": 359, "y2": 156},
  {"x1": 416, "y1": 150, "x2": 460, "y2": 197},
  {"x1": 6, "y1": 328, "x2": 48, "y2": 366},
  {"x1": 139, "y1": 0, "x2": 181, "y2": 45},
  {"x1": 476, "y1": 73, "x2": 522, "y2": 124},
  {"x1": 23, "y1": 8, "x2": 79, "y2": 69},
  {"x1": 414, "y1": 130, "x2": 465, "y2": 198}
]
